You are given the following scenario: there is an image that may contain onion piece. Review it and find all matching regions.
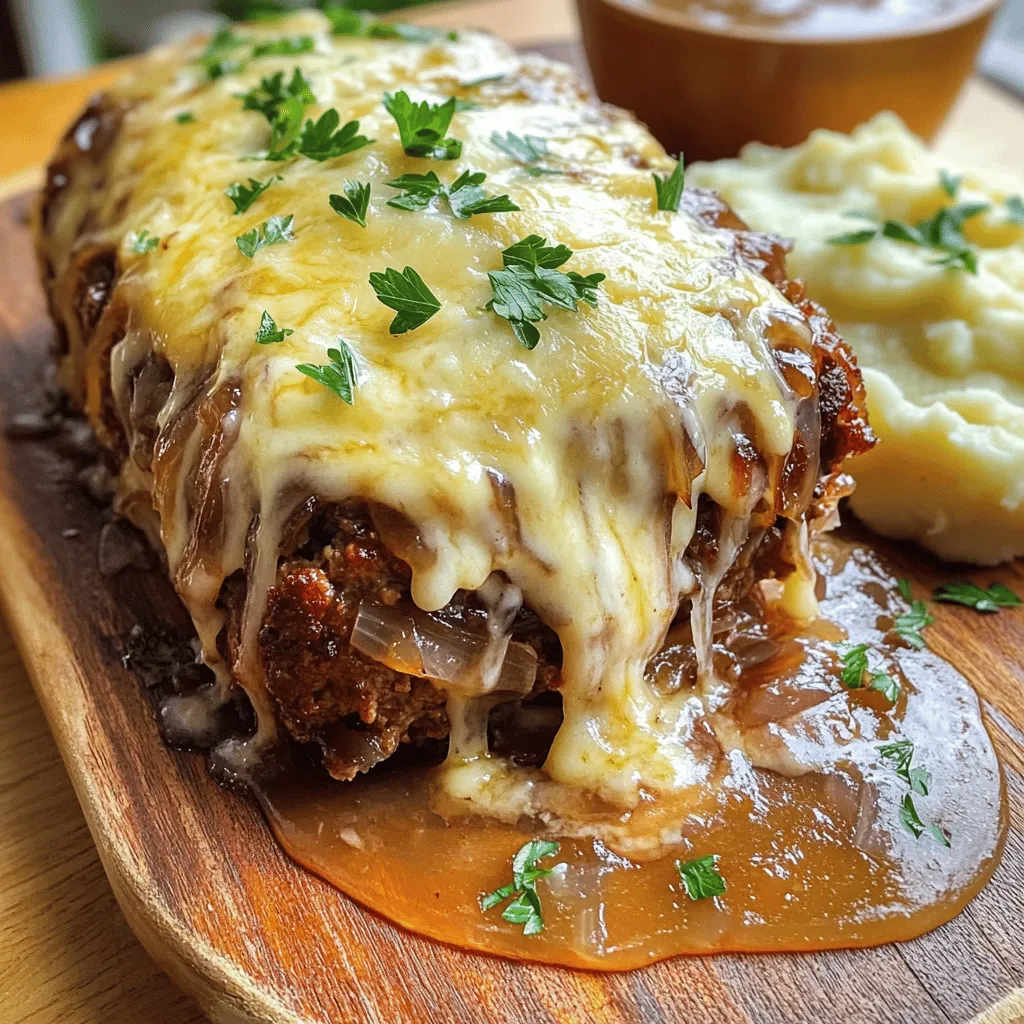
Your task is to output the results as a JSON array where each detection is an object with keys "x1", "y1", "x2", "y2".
[{"x1": 350, "y1": 600, "x2": 537, "y2": 697}]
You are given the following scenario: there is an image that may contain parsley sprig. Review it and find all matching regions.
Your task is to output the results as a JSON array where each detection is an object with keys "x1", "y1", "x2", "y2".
[
  {"x1": 653, "y1": 158, "x2": 685, "y2": 213},
  {"x1": 296, "y1": 109, "x2": 374, "y2": 161},
  {"x1": 480, "y1": 840, "x2": 563, "y2": 936},
  {"x1": 879, "y1": 740, "x2": 949, "y2": 847},
  {"x1": 296, "y1": 340, "x2": 359, "y2": 403},
  {"x1": 675, "y1": 854, "x2": 726, "y2": 901},
  {"x1": 324, "y1": 5, "x2": 457, "y2": 42},
  {"x1": 329, "y1": 181, "x2": 371, "y2": 228},
  {"x1": 255, "y1": 310, "x2": 292, "y2": 345},
  {"x1": 486, "y1": 235, "x2": 605, "y2": 349},
  {"x1": 490, "y1": 132, "x2": 560, "y2": 176},
  {"x1": 225, "y1": 175, "x2": 280, "y2": 214},
  {"x1": 369, "y1": 266, "x2": 441, "y2": 334},
  {"x1": 383, "y1": 91, "x2": 462, "y2": 160},
  {"x1": 251, "y1": 35, "x2": 314, "y2": 57},
  {"x1": 934, "y1": 581, "x2": 1021, "y2": 612},
  {"x1": 828, "y1": 172, "x2": 989, "y2": 274},
  {"x1": 385, "y1": 170, "x2": 519, "y2": 219},
  {"x1": 236, "y1": 214, "x2": 295, "y2": 258},
  {"x1": 198, "y1": 27, "x2": 248, "y2": 79},
  {"x1": 892, "y1": 578, "x2": 933, "y2": 650},
  {"x1": 839, "y1": 643, "x2": 900, "y2": 704},
  {"x1": 128, "y1": 229, "x2": 160, "y2": 254}
]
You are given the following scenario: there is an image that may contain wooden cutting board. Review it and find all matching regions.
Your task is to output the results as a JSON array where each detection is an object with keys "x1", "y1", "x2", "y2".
[{"x1": 1, "y1": 185, "x2": 1024, "y2": 1023}]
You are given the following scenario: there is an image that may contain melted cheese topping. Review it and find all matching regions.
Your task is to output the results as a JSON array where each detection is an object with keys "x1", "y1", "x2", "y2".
[{"x1": 48, "y1": 14, "x2": 815, "y2": 811}]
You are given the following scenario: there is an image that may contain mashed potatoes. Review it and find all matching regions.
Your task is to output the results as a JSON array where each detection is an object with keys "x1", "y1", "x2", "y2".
[{"x1": 690, "y1": 114, "x2": 1024, "y2": 565}]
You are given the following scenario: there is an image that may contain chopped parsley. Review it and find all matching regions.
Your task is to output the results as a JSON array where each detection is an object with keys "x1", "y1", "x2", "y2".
[
  {"x1": 329, "y1": 180, "x2": 371, "y2": 228},
  {"x1": 490, "y1": 131, "x2": 559, "y2": 176},
  {"x1": 486, "y1": 235, "x2": 605, "y2": 349},
  {"x1": 939, "y1": 169, "x2": 963, "y2": 198},
  {"x1": 934, "y1": 581, "x2": 1021, "y2": 612},
  {"x1": 653, "y1": 158, "x2": 685, "y2": 213},
  {"x1": 252, "y1": 35, "x2": 315, "y2": 57},
  {"x1": 385, "y1": 169, "x2": 519, "y2": 219},
  {"x1": 236, "y1": 214, "x2": 295, "y2": 258},
  {"x1": 369, "y1": 266, "x2": 441, "y2": 334},
  {"x1": 214, "y1": 0, "x2": 288, "y2": 20},
  {"x1": 296, "y1": 340, "x2": 359, "y2": 403},
  {"x1": 383, "y1": 91, "x2": 462, "y2": 160},
  {"x1": 323, "y1": 6, "x2": 456, "y2": 42},
  {"x1": 174, "y1": 110, "x2": 196, "y2": 124},
  {"x1": 828, "y1": 173, "x2": 990, "y2": 274},
  {"x1": 676, "y1": 854, "x2": 726, "y2": 901},
  {"x1": 296, "y1": 109, "x2": 374, "y2": 161},
  {"x1": 900, "y1": 794, "x2": 951, "y2": 847},
  {"x1": 839, "y1": 643, "x2": 900, "y2": 703},
  {"x1": 892, "y1": 581, "x2": 933, "y2": 650},
  {"x1": 480, "y1": 839, "x2": 563, "y2": 936},
  {"x1": 239, "y1": 68, "x2": 315, "y2": 121},
  {"x1": 255, "y1": 309, "x2": 293, "y2": 345},
  {"x1": 897, "y1": 578, "x2": 913, "y2": 602},
  {"x1": 128, "y1": 229, "x2": 160, "y2": 254},
  {"x1": 1007, "y1": 196, "x2": 1024, "y2": 225},
  {"x1": 879, "y1": 741, "x2": 947, "y2": 844},
  {"x1": 198, "y1": 27, "x2": 248, "y2": 79},
  {"x1": 225, "y1": 175, "x2": 280, "y2": 214}
]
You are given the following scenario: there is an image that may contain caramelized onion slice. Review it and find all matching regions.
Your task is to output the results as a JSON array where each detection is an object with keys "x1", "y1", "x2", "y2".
[{"x1": 351, "y1": 600, "x2": 537, "y2": 698}]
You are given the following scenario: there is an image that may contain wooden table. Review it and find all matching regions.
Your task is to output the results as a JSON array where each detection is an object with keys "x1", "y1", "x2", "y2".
[{"x1": 0, "y1": 2, "x2": 1022, "y2": 1022}]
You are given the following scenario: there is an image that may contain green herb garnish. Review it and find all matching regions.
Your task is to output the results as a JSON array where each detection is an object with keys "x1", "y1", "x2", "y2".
[
  {"x1": 252, "y1": 35, "x2": 315, "y2": 57},
  {"x1": 369, "y1": 266, "x2": 441, "y2": 334},
  {"x1": 214, "y1": 0, "x2": 288, "y2": 21},
  {"x1": 128, "y1": 229, "x2": 160, "y2": 254},
  {"x1": 323, "y1": 6, "x2": 456, "y2": 42},
  {"x1": 827, "y1": 228, "x2": 879, "y2": 246},
  {"x1": 198, "y1": 26, "x2": 248, "y2": 78},
  {"x1": 295, "y1": 340, "x2": 359, "y2": 403},
  {"x1": 939, "y1": 169, "x2": 962, "y2": 198},
  {"x1": 225, "y1": 175, "x2": 280, "y2": 214},
  {"x1": 238, "y1": 68, "x2": 315, "y2": 160},
  {"x1": 490, "y1": 131, "x2": 559, "y2": 176},
  {"x1": 383, "y1": 91, "x2": 462, "y2": 160},
  {"x1": 892, "y1": 581, "x2": 933, "y2": 651},
  {"x1": 236, "y1": 214, "x2": 295, "y2": 258},
  {"x1": 900, "y1": 794, "x2": 950, "y2": 847},
  {"x1": 675, "y1": 854, "x2": 726, "y2": 901},
  {"x1": 933, "y1": 581, "x2": 1021, "y2": 612},
  {"x1": 385, "y1": 169, "x2": 519, "y2": 219},
  {"x1": 1007, "y1": 196, "x2": 1024, "y2": 225},
  {"x1": 175, "y1": 111, "x2": 196, "y2": 124},
  {"x1": 329, "y1": 180, "x2": 371, "y2": 227},
  {"x1": 486, "y1": 235, "x2": 605, "y2": 349},
  {"x1": 653, "y1": 158, "x2": 685, "y2": 213},
  {"x1": 255, "y1": 309, "x2": 293, "y2": 345},
  {"x1": 839, "y1": 643, "x2": 899, "y2": 703},
  {"x1": 480, "y1": 839, "x2": 562, "y2": 936},
  {"x1": 296, "y1": 109, "x2": 374, "y2": 161}
]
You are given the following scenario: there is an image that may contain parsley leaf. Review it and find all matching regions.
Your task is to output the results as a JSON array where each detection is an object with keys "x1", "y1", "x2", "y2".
[
  {"x1": 236, "y1": 214, "x2": 295, "y2": 258},
  {"x1": 828, "y1": 228, "x2": 879, "y2": 245},
  {"x1": 175, "y1": 110, "x2": 196, "y2": 124},
  {"x1": 297, "y1": 109, "x2": 374, "y2": 161},
  {"x1": 323, "y1": 6, "x2": 456, "y2": 42},
  {"x1": 198, "y1": 27, "x2": 248, "y2": 79},
  {"x1": 128, "y1": 229, "x2": 160, "y2": 254},
  {"x1": 908, "y1": 766, "x2": 932, "y2": 797},
  {"x1": 295, "y1": 341, "x2": 359, "y2": 403},
  {"x1": 1007, "y1": 196, "x2": 1024, "y2": 225},
  {"x1": 839, "y1": 642, "x2": 869, "y2": 689},
  {"x1": 893, "y1": 594, "x2": 933, "y2": 651},
  {"x1": 486, "y1": 235, "x2": 606, "y2": 349},
  {"x1": 255, "y1": 309, "x2": 293, "y2": 345},
  {"x1": 225, "y1": 175, "x2": 280, "y2": 214},
  {"x1": 369, "y1": 266, "x2": 441, "y2": 334},
  {"x1": 239, "y1": 68, "x2": 315, "y2": 121},
  {"x1": 934, "y1": 581, "x2": 1021, "y2": 612},
  {"x1": 252, "y1": 35, "x2": 315, "y2": 57},
  {"x1": 490, "y1": 131, "x2": 560, "y2": 176},
  {"x1": 939, "y1": 169, "x2": 962, "y2": 198},
  {"x1": 480, "y1": 839, "x2": 562, "y2": 936},
  {"x1": 385, "y1": 169, "x2": 519, "y2": 219},
  {"x1": 869, "y1": 670, "x2": 900, "y2": 704},
  {"x1": 880, "y1": 741, "x2": 942, "y2": 837},
  {"x1": 383, "y1": 91, "x2": 462, "y2": 160},
  {"x1": 653, "y1": 158, "x2": 685, "y2": 213},
  {"x1": 897, "y1": 578, "x2": 913, "y2": 602},
  {"x1": 214, "y1": 0, "x2": 288, "y2": 20},
  {"x1": 878, "y1": 739, "x2": 914, "y2": 780},
  {"x1": 676, "y1": 854, "x2": 726, "y2": 901},
  {"x1": 329, "y1": 180, "x2": 371, "y2": 227},
  {"x1": 899, "y1": 793, "x2": 927, "y2": 839}
]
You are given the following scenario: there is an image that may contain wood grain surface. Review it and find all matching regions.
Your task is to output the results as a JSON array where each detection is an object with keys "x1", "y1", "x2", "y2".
[
  {"x1": 1, "y1": 4, "x2": 1024, "y2": 1020},
  {"x1": 1, "y1": 175, "x2": 1024, "y2": 1022}
]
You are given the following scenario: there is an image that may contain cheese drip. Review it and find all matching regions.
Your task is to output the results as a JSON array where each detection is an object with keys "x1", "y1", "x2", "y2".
[{"x1": 43, "y1": 16, "x2": 825, "y2": 809}]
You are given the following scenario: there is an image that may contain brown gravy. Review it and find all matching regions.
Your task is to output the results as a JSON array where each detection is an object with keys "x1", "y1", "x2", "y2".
[{"x1": 255, "y1": 535, "x2": 1005, "y2": 968}]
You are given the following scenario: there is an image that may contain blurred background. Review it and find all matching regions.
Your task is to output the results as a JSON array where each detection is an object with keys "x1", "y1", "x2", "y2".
[{"x1": 0, "y1": 0, "x2": 1022, "y2": 96}]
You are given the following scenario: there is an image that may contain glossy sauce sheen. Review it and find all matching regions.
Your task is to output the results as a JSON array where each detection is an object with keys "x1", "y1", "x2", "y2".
[
  {"x1": 257, "y1": 536, "x2": 1006, "y2": 968},
  {"x1": 627, "y1": 0, "x2": 969, "y2": 37}
]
